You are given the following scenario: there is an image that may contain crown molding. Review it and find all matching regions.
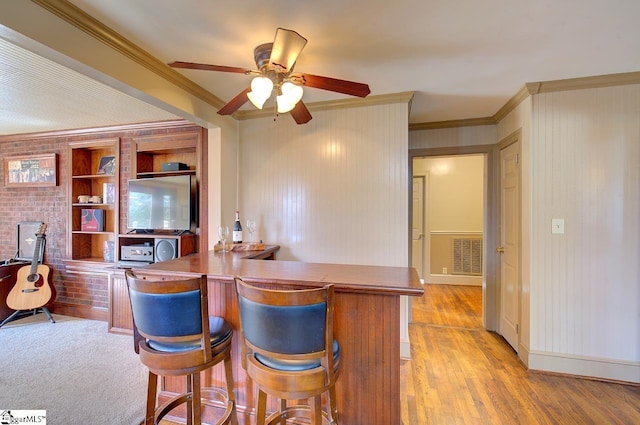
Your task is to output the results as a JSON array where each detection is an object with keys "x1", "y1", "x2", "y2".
[
  {"x1": 525, "y1": 71, "x2": 640, "y2": 94},
  {"x1": 412, "y1": 71, "x2": 640, "y2": 130},
  {"x1": 236, "y1": 92, "x2": 415, "y2": 121},
  {"x1": 492, "y1": 85, "x2": 532, "y2": 123},
  {"x1": 0, "y1": 119, "x2": 192, "y2": 142},
  {"x1": 409, "y1": 117, "x2": 496, "y2": 131},
  {"x1": 31, "y1": 0, "x2": 225, "y2": 110}
]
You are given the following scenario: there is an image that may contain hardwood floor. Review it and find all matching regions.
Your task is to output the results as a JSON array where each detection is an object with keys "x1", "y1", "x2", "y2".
[{"x1": 401, "y1": 284, "x2": 640, "y2": 424}]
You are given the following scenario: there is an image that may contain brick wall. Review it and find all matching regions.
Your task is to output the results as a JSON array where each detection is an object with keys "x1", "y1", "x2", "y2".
[{"x1": 0, "y1": 121, "x2": 200, "y2": 316}]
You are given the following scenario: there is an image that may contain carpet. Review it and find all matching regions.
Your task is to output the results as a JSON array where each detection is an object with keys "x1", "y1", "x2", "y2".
[{"x1": 0, "y1": 313, "x2": 148, "y2": 424}]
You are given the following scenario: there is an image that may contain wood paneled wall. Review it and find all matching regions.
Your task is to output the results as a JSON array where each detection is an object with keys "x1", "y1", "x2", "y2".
[
  {"x1": 409, "y1": 125, "x2": 497, "y2": 149},
  {"x1": 239, "y1": 103, "x2": 410, "y2": 267},
  {"x1": 528, "y1": 85, "x2": 640, "y2": 381}
]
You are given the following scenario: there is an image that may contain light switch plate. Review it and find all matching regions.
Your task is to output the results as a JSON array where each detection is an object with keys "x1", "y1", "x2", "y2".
[{"x1": 552, "y1": 218, "x2": 565, "y2": 234}]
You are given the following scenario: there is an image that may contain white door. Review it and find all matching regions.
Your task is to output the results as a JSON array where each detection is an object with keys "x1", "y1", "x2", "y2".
[
  {"x1": 499, "y1": 141, "x2": 520, "y2": 351},
  {"x1": 411, "y1": 176, "x2": 426, "y2": 281}
]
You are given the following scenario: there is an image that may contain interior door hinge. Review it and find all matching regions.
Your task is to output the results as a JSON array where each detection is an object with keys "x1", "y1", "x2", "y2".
[
  {"x1": 516, "y1": 324, "x2": 519, "y2": 334},
  {"x1": 515, "y1": 153, "x2": 520, "y2": 165}
]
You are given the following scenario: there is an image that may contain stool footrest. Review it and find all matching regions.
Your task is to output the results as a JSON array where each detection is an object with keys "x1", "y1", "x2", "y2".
[
  {"x1": 201, "y1": 387, "x2": 236, "y2": 425},
  {"x1": 155, "y1": 393, "x2": 191, "y2": 424},
  {"x1": 154, "y1": 387, "x2": 235, "y2": 425},
  {"x1": 265, "y1": 405, "x2": 332, "y2": 425}
]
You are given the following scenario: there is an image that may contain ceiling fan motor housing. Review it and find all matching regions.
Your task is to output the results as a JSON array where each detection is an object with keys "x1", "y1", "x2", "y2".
[{"x1": 254, "y1": 43, "x2": 273, "y2": 72}]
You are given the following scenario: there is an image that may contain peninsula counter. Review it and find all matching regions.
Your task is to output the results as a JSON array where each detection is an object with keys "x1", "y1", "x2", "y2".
[{"x1": 134, "y1": 248, "x2": 423, "y2": 425}]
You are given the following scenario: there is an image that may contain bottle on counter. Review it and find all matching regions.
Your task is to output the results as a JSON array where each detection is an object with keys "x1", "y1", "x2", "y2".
[{"x1": 233, "y1": 210, "x2": 243, "y2": 243}]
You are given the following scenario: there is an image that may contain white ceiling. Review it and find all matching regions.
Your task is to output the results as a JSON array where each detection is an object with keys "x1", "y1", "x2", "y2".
[
  {"x1": 0, "y1": 38, "x2": 179, "y2": 135},
  {"x1": 2, "y1": 0, "x2": 640, "y2": 135}
]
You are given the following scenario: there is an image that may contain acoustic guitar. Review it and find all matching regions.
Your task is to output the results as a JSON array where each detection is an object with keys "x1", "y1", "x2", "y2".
[{"x1": 6, "y1": 224, "x2": 54, "y2": 311}]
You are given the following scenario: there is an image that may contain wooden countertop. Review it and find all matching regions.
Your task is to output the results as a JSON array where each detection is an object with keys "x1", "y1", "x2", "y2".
[{"x1": 141, "y1": 246, "x2": 423, "y2": 297}]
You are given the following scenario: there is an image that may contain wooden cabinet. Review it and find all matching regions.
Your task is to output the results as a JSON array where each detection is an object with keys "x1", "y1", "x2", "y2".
[
  {"x1": 0, "y1": 262, "x2": 29, "y2": 322},
  {"x1": 126, "y1": 130, "x2": 207, "y2": 253},
  {"x1": 131, "y1": 131, "x2": 199, "y2": 178},
  {"x1": 107, "y1": 269, "x2": 130, "y2": 334},
  {"x1": 66, "y1": 139, "x2": 119, "y2": 268},
  {"x1": 117, "y1": 233, "x2": 196, "y2": 263}
]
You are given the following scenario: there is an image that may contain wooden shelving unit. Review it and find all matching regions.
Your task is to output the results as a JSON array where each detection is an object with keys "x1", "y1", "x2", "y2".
[
  {"x1": 124, "y1": 130, "x2": 206, "y2": 257},
  {"x1": 132, "y1": 132, "x2": 198, "y2": 178},
  {"x1": 66, "y1": 138, "x2": 119, "y2": 268}
]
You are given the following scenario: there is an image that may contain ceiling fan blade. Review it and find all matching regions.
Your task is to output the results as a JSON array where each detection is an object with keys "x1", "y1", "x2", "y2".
[
  {"x1": 270, "y1": 28, "x2": 307, "y2": 73},
  {"x1": 298, "y1": 73, "x2": 371, "y2": 98},
  {"x1": 290, "y1": 100, "x2": 312, "y2": 124},
  {"x1": 217, "y1": 87, "x2": 251, "y2": 115},
  {"x1": 169, "y1": 61, "x2": 251, "y2": 74}
]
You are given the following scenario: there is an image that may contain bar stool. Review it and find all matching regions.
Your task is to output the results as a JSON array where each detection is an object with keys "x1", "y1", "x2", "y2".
[
  {"x1": 234, "y1": 277, "x2": 341, "y2": 425},
  {"x1": 126, "y1": 271, "x2": 238, "y2": 425}
]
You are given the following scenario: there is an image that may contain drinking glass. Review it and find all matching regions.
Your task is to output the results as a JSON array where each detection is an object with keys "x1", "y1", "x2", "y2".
[
  {"x1": 218, "y1": 226, "x2": 229, "y2": 252},
  {"x1": 246, "y1": 220, "x2": 257, "y2": 242}
]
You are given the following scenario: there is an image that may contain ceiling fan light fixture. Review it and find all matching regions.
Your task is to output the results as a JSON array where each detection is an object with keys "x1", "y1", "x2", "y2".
[
  {"x1": 282, "y1": 81, "x2": 304, "y2": 104},
  {"x1": 276, "y1": 96, "x2": 296, "y2": 113},
  {"x1": 277, "y1": 81, "x2": 304, "y2": 113},
  {"x1": 247, "y1": 76, "x2": 273, "y2": 109}
]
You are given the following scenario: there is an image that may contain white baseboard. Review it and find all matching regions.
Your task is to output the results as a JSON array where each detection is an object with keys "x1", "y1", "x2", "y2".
[
  {"x1": 528, "y1": 350, "x2": 640, "y2": 384},
  {"x1": 400, "y1": 339, "x2": 411, "y2": 360},
  {"x1": 428, "y1": 274, "x2": 482, "y2": 286}
]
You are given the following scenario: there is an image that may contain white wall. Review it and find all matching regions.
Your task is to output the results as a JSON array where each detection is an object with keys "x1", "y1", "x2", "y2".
[
  {"x1": 410, "y1": 125, "x2": 497, "y2": 149},
  {"x1": 527, "y1": 85, "x2": 640, "y2": 382},
  {"x1": 239, "y1": 102, "x2": 409, "y2": 267},
  {"x1": 414, "y1": 155, "x2": 484, "y2": 232}
]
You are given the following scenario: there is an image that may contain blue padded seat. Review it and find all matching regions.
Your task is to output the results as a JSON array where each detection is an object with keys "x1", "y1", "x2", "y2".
[
  {"x1": 128, "y1": 286, "x2": 232, "y2": 353},
  {"x1": 239, "y1": 298, "x2": 326, "y2": 352},
  {"x1": 149, "y1": 316, "x2": 232, "y2": 353},
  {"x1": 238, "y1": 289, "x2": 341, "y2": 371},
  {"x1": 256, "y1": 339, "x2": 340, "y2": 371}
]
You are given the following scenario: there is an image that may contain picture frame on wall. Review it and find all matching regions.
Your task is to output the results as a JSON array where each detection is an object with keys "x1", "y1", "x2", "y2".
[
  {"x1": 3, "y1": 153, "x2": 58, "y2": 187},
  {"x1": 97, "y1": 155, "x2": 116, "y2": 175}
]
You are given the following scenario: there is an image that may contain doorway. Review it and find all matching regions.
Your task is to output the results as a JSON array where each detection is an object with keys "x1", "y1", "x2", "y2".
[
  {"x1": 413, "y1": 155, "x2": 485, "y2": 287},
  {"x1": 409, "y1": 145, "x2": 499, "y2": 331},
  {"x1": 412, "y1": 175, "x2": 427, "y2": 281}
]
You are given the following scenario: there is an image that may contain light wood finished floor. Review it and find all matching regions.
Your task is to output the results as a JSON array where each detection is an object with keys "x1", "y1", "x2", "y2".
[{"x1": 401, "y1": 284, "x2": 640, "y2": 424}]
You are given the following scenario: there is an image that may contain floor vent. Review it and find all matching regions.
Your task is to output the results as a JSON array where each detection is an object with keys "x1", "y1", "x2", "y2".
[{"x1": 452, "y1": 238, "x2": 482, "y2": 275}]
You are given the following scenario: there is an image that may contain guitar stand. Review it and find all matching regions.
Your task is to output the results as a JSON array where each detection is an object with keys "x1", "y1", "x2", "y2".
[{"x1": 0, "y1": 306, "x2": 55, "y2": 328}]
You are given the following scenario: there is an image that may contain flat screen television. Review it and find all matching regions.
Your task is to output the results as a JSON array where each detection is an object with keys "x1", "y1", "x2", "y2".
[{"x1": 127, "y1": 175, "x2": 196, "y2": 233}]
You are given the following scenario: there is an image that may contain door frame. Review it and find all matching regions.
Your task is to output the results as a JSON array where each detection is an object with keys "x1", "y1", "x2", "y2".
[
  {"x1": 411, "y1": 173, "x2": 428, "y2": 281},
  {"x1": 497, "y1": 130, "x2": 522, "y2": 350},
  {"x1": 409, "y1": 144, "x2": 499, "y2": 330}
]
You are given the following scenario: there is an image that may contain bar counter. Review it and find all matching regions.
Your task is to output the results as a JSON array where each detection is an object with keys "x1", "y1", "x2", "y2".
[{"x1": 135, "y1": 247, "x2": 423, "y2": 425}]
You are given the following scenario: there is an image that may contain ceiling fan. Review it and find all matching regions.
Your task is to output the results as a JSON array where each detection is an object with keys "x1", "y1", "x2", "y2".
[{"x1": 169, "y1": 28, "x2": 371, "y2": 124}]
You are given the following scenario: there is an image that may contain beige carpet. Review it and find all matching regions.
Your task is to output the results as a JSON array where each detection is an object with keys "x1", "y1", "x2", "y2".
[{"x1": 0, "y1": 313, "x2": 148, "y2": 424}]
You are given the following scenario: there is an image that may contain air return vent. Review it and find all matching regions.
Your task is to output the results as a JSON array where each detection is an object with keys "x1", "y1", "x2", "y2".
[{"x1": 452, "y1": 238, "x2": 482, "y2": 275}]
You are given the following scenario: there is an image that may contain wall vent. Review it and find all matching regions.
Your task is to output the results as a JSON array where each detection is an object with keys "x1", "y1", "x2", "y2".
[{"x1": 452, "y1": 238, "x2": 482, "y2": 275}]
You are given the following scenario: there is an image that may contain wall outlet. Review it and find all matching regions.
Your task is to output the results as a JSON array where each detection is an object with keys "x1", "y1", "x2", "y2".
[
  {"x1": 552, "y1": 218, "x2": 565, "y2": 234},
  {"x1": 442, "y1": 267, "x2": 448, "y2": 274}
]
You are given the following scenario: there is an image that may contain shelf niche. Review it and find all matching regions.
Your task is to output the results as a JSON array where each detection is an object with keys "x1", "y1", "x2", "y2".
[
  {"x1": 67, "y1": 138, "x2": 120, "y2": 266},
  {"x1": 130, "y1": 129, "x2": 206, "y2": 253}
]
